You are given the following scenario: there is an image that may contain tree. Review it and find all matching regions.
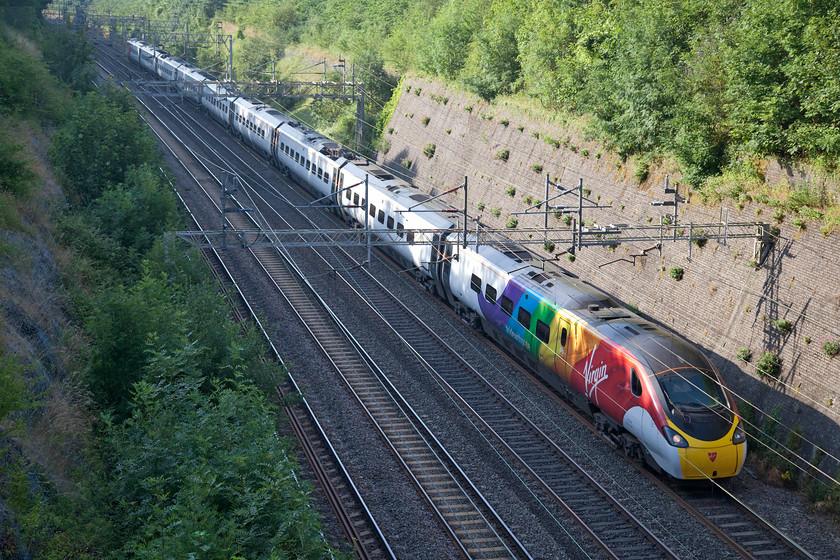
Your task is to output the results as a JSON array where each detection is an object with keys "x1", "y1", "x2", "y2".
[
  {"x1": 460, "y1": 0, "x2": 523, "y2": 100},
  {"x1": 103, "y1": 353, "x2": 335, "y2": 559},
  {"x1": 48, "y1": 87, "x2": 159, "y2": 205},
  {"x1": 92, "y1": 164, "x2": 179, "y2": 256}
]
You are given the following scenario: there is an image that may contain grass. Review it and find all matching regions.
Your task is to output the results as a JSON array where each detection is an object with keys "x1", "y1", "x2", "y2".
[{"x1": 697, "y1": 168, "x2": 840, "y2": 235}]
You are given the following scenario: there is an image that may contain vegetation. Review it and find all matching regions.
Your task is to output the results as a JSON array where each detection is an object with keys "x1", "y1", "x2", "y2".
[
  {"x1": 823, "y1": 340, "x2": 840, "y2": 358},
  {"x1": 736, "y1": 347, "x2": 753, "y2": 363},
  {"x1": 669, "y1": 266, "x2": 684, "y2": 281},
  {"x1": 0, "y1": 12, "x2": 337, "y2": 558},
  {"x1": 756, "y1": 351, "x2": 782, "y2": 379},
  {"x1": 773, "y1": 319, "x2": 793, "y2": 336},
  {"x1": 84, "y1": 0, "x2": 840, "y2": 230}
]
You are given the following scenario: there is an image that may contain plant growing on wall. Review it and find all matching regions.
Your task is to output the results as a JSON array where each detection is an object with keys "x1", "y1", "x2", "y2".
[
  {"x1": 823, "y1": 340, "x2": 840, "y2": 358},
  {"x1": 736, "y1": 347, "x2": 752, "y2": 363},
  {"x1": 496, "y1": 148, "x2": 509, "y2": 161},
  {"x1": 423, "y1": 143, "x2": 436, "y2": 158},
  {"x1": 756, "y1": 352, "x2": 781, "y2": 379},
  {"x1": 773, "y1": 319, "x2": 793, "y2": 335},
  {"x1": 505, "y1": 217, "x2": 518, "y2": 228},
  {"x1": 669, "y1": 266, "x2": 684, "y2": 281}
]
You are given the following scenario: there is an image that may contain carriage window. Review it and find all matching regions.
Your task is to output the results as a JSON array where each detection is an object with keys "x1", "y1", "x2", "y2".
[
  {"x1": 387, "y1": 216, "x2": 394, "y2": 228},
  {"x1": 517, "y1": 307, "x2": 531, "y2": 329},
  {"x1": 323, "y1": 173, "x2": 329, "y2": 184},
  {"x1": 631, "y1": 369, "x2": 642, "y2": 397},
  {"x1": 484, "y1": 285, "x2": 497, "y2": 304},
  {"x1": 377, "y1": 210, "x2": 385, "y2": 224},
  {"x1": 369, "y1": 204, "x2": 376, "y2": 217},
  {"x1": 535, "y1": 320, "x2": 550, "y2": 344},
  {"x1": 345, "y1": 188, "x2": 351, "y2": 200},
  {"x1": 500, "y1": 296, "x2": 513, "y2": 316},
  {"x1": 353, "y1": 193, "x2": 359, "y2": 205},
  {"x1": 470, "y1": 274, "x2": 481, "y2": 293},
  {"x1": 406, "y1": 231, "x2": 415, "y2": 244},
  {"x1": 317, "y1": 167, "x2": 323, "y2": 179},
  {"x1": 560, "y1": 327, "x2": 568, "y2": 347},
  {"x1": 396, "y1": 222, "x2": 404, "y2": 238},
  {"x1": 306, "y1": 161, "x2": 311, "y2": 171}
]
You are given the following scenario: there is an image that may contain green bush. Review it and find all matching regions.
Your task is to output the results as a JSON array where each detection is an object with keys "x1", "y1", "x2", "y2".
[
  {"x1": 669, "y1": 266, "x2": 684, "y2": 281},
  {"x1": 505, "y1": 217, "x2": 518, "y2": 228},
  {"x1": 530, "y1": 163, "x2": 543, "y2": 173},
  {"x1": 0, "y1": 131, "x2": 35, "y2": 198},
  {"x1": 505, "y1": 186, "x2": 516, "y2": 196},
  {"x1": 496, "y1": 148, "x2": 510, "y2": 161},
  {"x1": 823, "y1": 340, "x2": 840, "y2": 358},
  {"x1": 49, "y1": 87, "x2": 159, "y2": 205},
  {"x1": 491, "y1": 207, "x2": 501, "y2": 217},
  {"x1": 103, "y1": 363, "x2": 330, "y2": 559},
  {"x1": 773, "y1": 319, "x2": 793, "y2": 335},
  {"x1": 756, "y1": 351, "x2": 782, "y2": 379},
  {"x1": 736, "y1": 347, "x2": 752, "y2": 363},
  {"x1": 423, "y1": 143, "x2": 436, "y2": 158}
]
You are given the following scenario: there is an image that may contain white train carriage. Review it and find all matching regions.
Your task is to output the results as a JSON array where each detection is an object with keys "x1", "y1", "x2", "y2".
[
  {"x1": 274, "y1": 120, "x2": 345, "y2": 200},
  {"x1": 335, "y1": 160, "x2": 457, "y2": 276},
  {"x1": 126, "y1": 39, "x2": 157, "y2": 74},
  {"x1": 229, "y1": 97, "x2": 285, "y2": 159},
  {"x1": 201, "y1": 81, "x2": 234, "y2": 126}
]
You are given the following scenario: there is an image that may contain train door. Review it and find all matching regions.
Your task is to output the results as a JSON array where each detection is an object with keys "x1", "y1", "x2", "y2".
[
  {"x1": 552, "y1": 315, "x2": 575, "y2": 383},
  {"x1": 270, "y1": 127, "x2": 280, "y2": 164},
  {"x1": 330, "y1": 168, "x2": 340, "y2": 208},
  {"x1": 430, "y1": 233, "x2": 455, "y2": 305}
]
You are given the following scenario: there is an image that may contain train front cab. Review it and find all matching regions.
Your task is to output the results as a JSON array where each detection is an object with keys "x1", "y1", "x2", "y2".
[{"x1": 647, "y1": 363, "x2": 747, "y2": 480}]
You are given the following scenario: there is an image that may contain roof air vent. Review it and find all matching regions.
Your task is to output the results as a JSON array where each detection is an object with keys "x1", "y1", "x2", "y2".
[{"x1": 588, "y1": 304, "x2": 601, "y2": 312}]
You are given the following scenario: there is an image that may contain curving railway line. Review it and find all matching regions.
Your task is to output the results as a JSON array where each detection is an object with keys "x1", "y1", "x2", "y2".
[{"x1": 87, "y1": 33, "x2": 824, "y2": 560}]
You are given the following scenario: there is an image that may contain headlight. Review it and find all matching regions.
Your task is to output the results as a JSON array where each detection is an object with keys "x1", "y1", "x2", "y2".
[
  {"x1": 663, "y1": 426, "x2": 689, "y2": 448},
  {"x1": 732, "y1": 425, "x2": 746, "y2": 445}
]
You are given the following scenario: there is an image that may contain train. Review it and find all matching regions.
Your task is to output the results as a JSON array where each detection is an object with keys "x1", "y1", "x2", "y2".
[{"x1": 126, "y1": 38, "x2": 747, "y2": 480}]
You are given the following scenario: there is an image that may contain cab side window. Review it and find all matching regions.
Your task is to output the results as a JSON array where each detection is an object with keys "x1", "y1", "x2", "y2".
[{"x1": 631, "y1": 369, "x2": 642, "y2": 397}]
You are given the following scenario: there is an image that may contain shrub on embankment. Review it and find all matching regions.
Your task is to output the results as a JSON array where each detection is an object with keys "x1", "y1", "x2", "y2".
[{"x1": 0, "y1": 14, "x2": 340, "y2": 559}]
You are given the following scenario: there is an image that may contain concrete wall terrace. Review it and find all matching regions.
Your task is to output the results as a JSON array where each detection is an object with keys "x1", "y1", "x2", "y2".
[{"x1": 377, "y1": 76, "x2": 840, "y2": 478}]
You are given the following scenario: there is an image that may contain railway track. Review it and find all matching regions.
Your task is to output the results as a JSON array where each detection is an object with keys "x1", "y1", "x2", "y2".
[
  {"x1": 89, "y1": 34, "x2": 823, "y2": 560},
  {"x1": 92, "y1": 51, "x2": 396, "y2": 559},
  {"x1": 515, "y1": 366, "x2": 821, "y2": 560},
  {"x1": 95, "y1": 45, "x2": 530, "y2": 558}
]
